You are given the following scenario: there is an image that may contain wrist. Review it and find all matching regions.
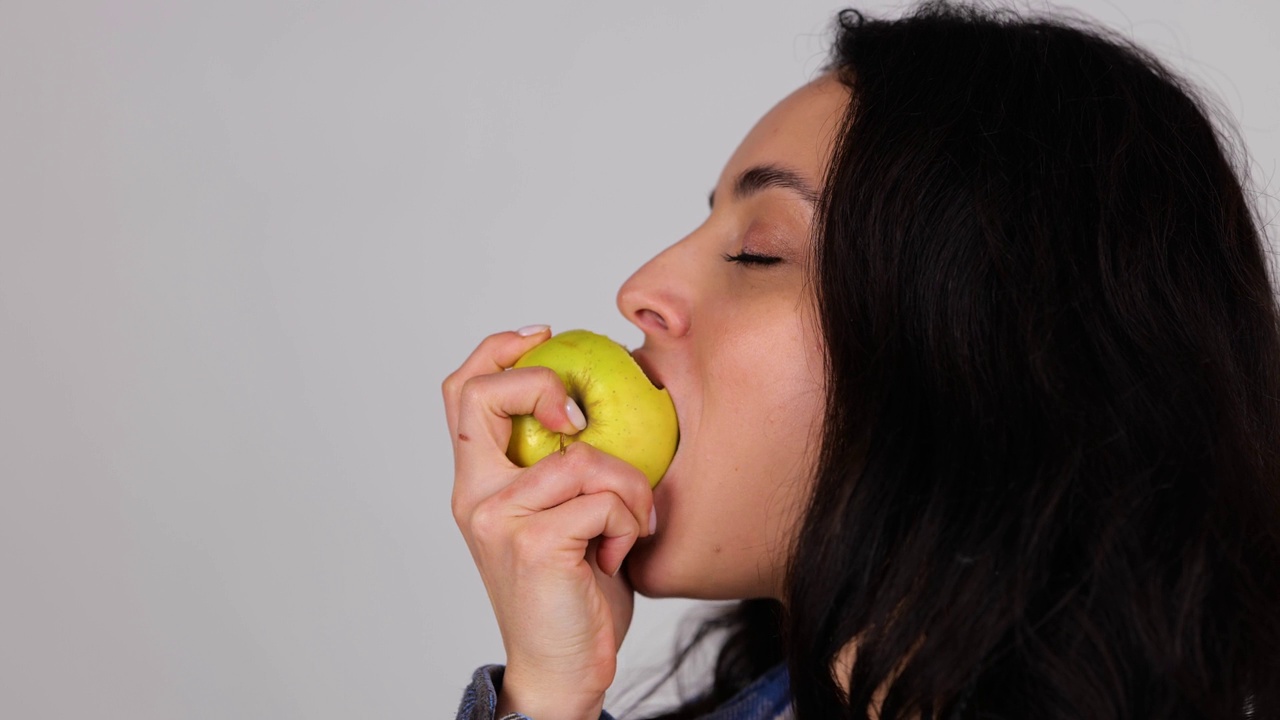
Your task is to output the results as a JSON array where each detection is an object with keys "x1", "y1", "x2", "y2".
[{"x1": 495, "y1": 668, "x2": 606, "y2": 720}]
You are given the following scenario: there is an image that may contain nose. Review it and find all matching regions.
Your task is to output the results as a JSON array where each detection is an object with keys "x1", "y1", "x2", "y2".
[{"x1": 616, "y1": 241, "x2": 692, "y2": 340}]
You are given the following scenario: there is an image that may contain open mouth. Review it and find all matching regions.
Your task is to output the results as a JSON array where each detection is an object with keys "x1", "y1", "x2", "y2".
[
  {"x1": 627, "y1": 346, "x2": 681, "y2": 479},
  {"x1": 629, "y1": 349, "x2": 665, "y2": 390}
]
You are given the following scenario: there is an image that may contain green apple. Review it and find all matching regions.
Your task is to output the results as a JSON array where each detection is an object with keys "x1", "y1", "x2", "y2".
[{"x1": 506, "y1": 329, "x2": 678, "y2": 487}]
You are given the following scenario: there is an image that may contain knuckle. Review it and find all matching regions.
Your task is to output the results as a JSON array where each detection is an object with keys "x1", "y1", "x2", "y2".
[
  {"x1": 605, "y1": 491, "x2": 632, "y2": 518},
  {"x1": 510, "y1": 522, "x2": 550, "y2": 561},
  {"x1": 515, "y1": 366, "x2": 563, "y2": 396},
  {"x1": 600, "y1": 494, "x2": 639, "y2": 536},
  {"x1": 457, "y1": 375, "x2": 487, "y2": 410},
  {"x1": 559, "y1": 440, "x2": 595, "y2": 470},
  {"x1": 536, "y1": 366, "x2": 564, "y2": 389},
  {"x1": 450, "y1": 490, "x2": 467, "y2": 526},
  {"x1": 467, "y1": 499, "x2": 504, "y2": 538},
  {"x1": 441, "y1": 371, "x2": 460, "y2": 399}
]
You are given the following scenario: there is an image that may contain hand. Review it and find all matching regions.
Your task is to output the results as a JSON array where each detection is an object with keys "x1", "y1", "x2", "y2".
[{"x1": 443, "y1": 328, "x2": 656, "y2": 720}]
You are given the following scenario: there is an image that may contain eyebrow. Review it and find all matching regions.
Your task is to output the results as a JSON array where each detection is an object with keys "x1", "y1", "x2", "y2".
[{"x1": 708, "y1": 163, "x2": 819, "y2": 210}]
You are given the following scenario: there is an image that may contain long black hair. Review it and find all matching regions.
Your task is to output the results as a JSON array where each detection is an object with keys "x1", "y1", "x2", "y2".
[{"x1": 637, "y1": 2, "x2": 1280, "y2": 718}]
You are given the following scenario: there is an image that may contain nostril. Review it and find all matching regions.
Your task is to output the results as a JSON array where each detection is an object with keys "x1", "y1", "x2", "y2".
[{"x1": 639, "y1": 308, "x2": 669, "y2": 331}]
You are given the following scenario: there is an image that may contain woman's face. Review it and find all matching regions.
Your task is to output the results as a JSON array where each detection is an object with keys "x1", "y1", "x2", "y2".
[{"x1": 617, "y1": 75, "x2": 849, "y2": 600}]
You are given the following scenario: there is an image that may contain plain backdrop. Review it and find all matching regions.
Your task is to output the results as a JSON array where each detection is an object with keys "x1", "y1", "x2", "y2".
[{"x1": 1, "y1": 1, "x2": 1277, "y2": 718}]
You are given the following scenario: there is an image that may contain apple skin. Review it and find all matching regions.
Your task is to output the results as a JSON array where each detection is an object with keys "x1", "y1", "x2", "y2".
[{"x1": 506, "y1": 329, "x2": 678, "y2": 487}]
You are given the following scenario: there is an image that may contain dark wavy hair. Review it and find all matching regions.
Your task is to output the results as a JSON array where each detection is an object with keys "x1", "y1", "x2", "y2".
[{"x1": 630, "y1": 2, "x2": 1280, "y2": 719}]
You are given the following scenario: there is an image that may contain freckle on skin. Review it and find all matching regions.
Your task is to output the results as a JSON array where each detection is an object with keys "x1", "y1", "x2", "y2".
[{"x1": 458, "y1": 433, "x2": 470, "y2": 442}]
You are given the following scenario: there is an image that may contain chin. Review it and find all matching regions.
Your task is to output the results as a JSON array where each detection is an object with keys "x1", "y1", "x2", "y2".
[
  {"x1": 623, "y1": 541, "x2": 738, "y2": 601},
  {"x1": 622, "y1": 538, "x2": 696, "y2": 599},
  {"x1": 622, "y1": 538, "x2": 666, "y2": 597}
]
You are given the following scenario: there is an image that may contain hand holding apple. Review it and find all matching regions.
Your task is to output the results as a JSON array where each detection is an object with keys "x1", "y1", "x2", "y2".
[
  {"x1": 505, "y1": 329, "x2": 678, "y2": 487},
  {"x1": 443, "y1": 327, "x2": 661, "y2": 720}
]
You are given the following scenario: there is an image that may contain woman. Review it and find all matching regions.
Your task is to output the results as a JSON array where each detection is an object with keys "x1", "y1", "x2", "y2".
[{"x1": 445, "y1": 2, "x2": 1280, "y2": 718}]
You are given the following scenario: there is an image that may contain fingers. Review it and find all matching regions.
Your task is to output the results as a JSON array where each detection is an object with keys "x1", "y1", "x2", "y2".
[
  {"x1": 493, "y1": 442, "x2": 654, "y2": 543},
  {"x1": 507, "y1": 487, "x2": 644, "y2": 578},
  {"x1": 453, "y1": 365, "x2": 583, "y2": 472},
  {"x1": 455, "y1": 441, "x2": 655, "y2": 549},
  {"x1": 444, "y1": 327, "x2": 646, "y2": 698},
  {"x1": 442, "y1": 327, "x2": 552, "y2": 438}
]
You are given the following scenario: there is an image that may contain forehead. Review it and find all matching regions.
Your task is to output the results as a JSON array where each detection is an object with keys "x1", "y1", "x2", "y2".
[{"x1": 719, "y1": 75, "x2": 850, "y2": 192}]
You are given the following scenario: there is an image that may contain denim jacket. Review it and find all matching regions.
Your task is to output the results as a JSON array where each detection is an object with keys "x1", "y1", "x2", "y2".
[{"x1": 456, "y1": 662, "x2": 793, "y2": 720}]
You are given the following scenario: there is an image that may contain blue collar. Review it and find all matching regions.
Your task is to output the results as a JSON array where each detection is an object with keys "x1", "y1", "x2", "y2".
[{"x1": 698, "y1": 663, "x2": 792, "y2": 720}]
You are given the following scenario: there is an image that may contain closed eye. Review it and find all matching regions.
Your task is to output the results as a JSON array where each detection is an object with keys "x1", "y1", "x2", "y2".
[{"x1": 722, "y1": 251, "x2": 782, "y2": 266}]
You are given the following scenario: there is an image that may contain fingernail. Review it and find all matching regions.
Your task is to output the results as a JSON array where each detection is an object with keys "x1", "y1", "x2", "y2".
[
  {"x1": 516, "y1": 324, "x2": 549, "y2": 337},
  {"x1": 565, "y1": 397, "x2": 587, "y2": 432},
  {"x1": 648, "y1": 506, "x2": 657, "y2": 535}
]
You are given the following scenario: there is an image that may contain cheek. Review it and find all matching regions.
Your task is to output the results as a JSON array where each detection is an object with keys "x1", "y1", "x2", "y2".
[
  {"x1": 698, "y1": 332, "x2": 825, "y2": 518},
  {"x1": 709, "y1": 317, "x2": 825, "y2": 434}
]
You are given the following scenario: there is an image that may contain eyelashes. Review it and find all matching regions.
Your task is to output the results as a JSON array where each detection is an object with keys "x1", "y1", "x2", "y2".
[{"x1": 722, "y1": 251, "x2": 782, "y2": 267}]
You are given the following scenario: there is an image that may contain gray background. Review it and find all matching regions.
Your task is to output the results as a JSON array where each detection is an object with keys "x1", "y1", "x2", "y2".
[{"x1": 1, "y1": 1, "x2": 1276, "y2": 718}]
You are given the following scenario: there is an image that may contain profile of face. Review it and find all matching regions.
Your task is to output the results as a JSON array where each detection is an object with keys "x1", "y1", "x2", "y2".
[{"x1": 617, "y1": 74, "x2": 850, "y2": 601}]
